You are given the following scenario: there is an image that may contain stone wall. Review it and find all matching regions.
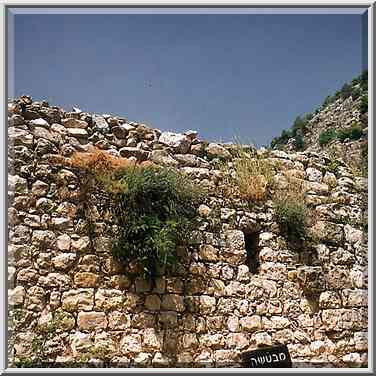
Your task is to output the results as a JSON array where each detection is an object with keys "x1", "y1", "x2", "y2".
[{"x1": 8, "y1": 96, "x2": 368, "y2": 368}]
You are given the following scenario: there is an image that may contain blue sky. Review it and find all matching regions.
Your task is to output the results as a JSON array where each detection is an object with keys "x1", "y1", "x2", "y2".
[{"x1": 9, "y1": 11, "x2": 367, "y2": 146}]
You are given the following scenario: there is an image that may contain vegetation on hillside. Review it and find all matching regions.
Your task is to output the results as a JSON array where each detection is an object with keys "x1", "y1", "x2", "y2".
[
  {"x1": 319, "y1": 122, "x2": 363, "y2": 146},
  {"x1": 270, "y1": 70, "x2": 368, "y2": 150}
]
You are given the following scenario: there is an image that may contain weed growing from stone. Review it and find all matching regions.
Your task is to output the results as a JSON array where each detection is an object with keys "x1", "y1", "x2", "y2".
[
  {"x1": 274, "y1": 198, "x2": 308, "y2": 243},
  {"x1": 273, "y1": 176, "x2": 309, "y2": 245},
  {"x1": 222, "y1": 147, "x2": 275, "y2": 202},
  {"x1": 13, "y1": 314, "x2": 65, "y2": 368}
]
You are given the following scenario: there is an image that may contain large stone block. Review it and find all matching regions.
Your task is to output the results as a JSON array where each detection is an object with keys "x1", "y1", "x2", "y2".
[
  {"x1": 296, "y1": 266, "x2": 325, "y2": 294},
  {"x1": 239, "y1": 315, "x2": 262, "y2": 332},
  {"x1": 56, "y1": 234, "x2": 71, "y2": 251},
  {"x1": 161, "y1": 294, "x2": 185, "y2": 312},
  {"x1": 322, "y1": 308, "x2": 367, "y2": 331},
  {"x1": 180, "y1": 333, "x2": 199, "y2": 350},
  {"x1": 199, "y1": 295, "x2": 216, "y2": 314},
  {"x1": 77, "y1": 311, "x2": 107, "y2": 331},
  {"x1": 319, "y1": 291, "x2": 341, "y2": 309},
  {"x1": 69, "y1": 331, "x2": 93, "y2": 355},
  {"x1": 62, "y1": 289, "x2": 94, "y2": 311},
  {"x1": 227, "y1": 333, "x2": 249, "y2": 349},
  {"x1": 120, "y1": 334, "x2": 142, "y2": 354},
  {"x1": 309, "y1": 221, "x2": 343, "y2": 244},
  {"x1": 145, "y1": 295, "x2": 161, "y2": 311},
  {"x1": 9, "y1": 286, "x2": 25, "y2": 306},
  {"x1": 119, "y1": 147, "x2": 150, "y2": 161},
  {"x1": 74, "y1": 272, "x2": 99, "y2": 288},
  {"x1": 225, "y1": 230, "x2": 245, "y2": 249},
  {"x1": 259, "y1": 262, "x2": 288, "y2": 281},
  {"x1": 143, "y1": 328, "x2": 163, "y2": 351},
  {"x1": 326, "y1": 267, "x2": 352, "y2": 289},
  {"x1": 199, "y1": 244, "x2": 218, "y2": 262},
  {"x1": 108, "y1": 311, "x2": 131, "y2": 330},
  {"x1": 354, "y1": 331, "x2": 368, "y2": 351},
  {"x1": 342, "y1": 289, "x2": 368, "y2": 307},
  {"x1": 159, "y1": 132, "x2": 191, "y2": 153},
  {"x1": 262, "y1": 316, "x2": 291, "y2": 330},
  {"x1": 94, "y1": 289, "x2": 124, "y2": 311}
]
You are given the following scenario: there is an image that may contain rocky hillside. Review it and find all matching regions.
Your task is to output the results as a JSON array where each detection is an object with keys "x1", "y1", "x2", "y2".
[
  {"x1": 270, "y1": 71, "x2": 368, "y2": 175},
  {"x1": 7, "y1": 95, "x2": 368, "y2": 368}
]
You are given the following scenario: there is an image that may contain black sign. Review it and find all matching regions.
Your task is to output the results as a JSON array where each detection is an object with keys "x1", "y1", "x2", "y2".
[{"x1": 242, "y1": 344, "x2": 292, "y2": 368}]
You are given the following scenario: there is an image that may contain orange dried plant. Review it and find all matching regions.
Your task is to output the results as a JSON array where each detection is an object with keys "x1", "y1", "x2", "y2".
[{"x1": 68, "y1": 146, "x2": 136, "y2": 174}]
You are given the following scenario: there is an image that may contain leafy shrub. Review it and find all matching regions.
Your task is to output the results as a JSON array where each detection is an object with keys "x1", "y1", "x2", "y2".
[
  {"x1": 271, "y1": 112, "x2": 313, "y2": 149},
  {"x1": 270, "y1": 71, "x2": 368, "y2": 149},
  {"x1": 321, "y1": 95, "x2": 335, "y2": 109},
  {"x1": 349, "y1": 124, "x2": 363, "y2": 140},
  {"x1": 111, "y1": 166, "x2": 203, "y2": 279},
  {"x1": 351, "y1": 87, "x2": 362, "y2": 101},
  {"x1": 337, "y1": 123, "x2": 363, "y2": 142},
  {"x1": 326, "y1": 159, "x2": 339, "y2": 175},
  {"x1": 360, "y1": 95, "x2": 368, "y2": 114},
  {"x1": 291, "y1": 116, "x2": 307, "y2": 136},
  {"x1": 224, "y1": 149, "x2": 275, "y2": 202},
  {"x1": 360, "y1": 70, "x2": 368, "y2": 91},
  {"x1": 295, "y1": 134, "x2": 305, "y2": 151},
  {"x1": 270, "y1": 130, "x2": 291, "y2": 149},
  {"x1": 15, "y1": 358, "x2": 35, "y2": 368},
  {"x1": 352, "y1": 76, "x2": 361, "y2": 85},
  {"x1": 340, "y1": 83, "x2": 353, "y2": 99},
  {"x1": 319, "y1": 128, "x2": 337, "y2": 146}
]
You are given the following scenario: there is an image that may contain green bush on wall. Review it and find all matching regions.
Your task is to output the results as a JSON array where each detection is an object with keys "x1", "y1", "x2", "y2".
[
  {"x1": 274, "y1": 197, "x2": 308, "y2": 244},
  {"x1": 110, "y1": 165, "x2": 204, "y2": 280}
]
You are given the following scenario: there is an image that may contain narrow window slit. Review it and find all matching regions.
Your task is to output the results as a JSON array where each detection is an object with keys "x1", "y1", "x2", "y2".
[{"x1": 244, "y1": 232, "x2": 260, "y2": 273}]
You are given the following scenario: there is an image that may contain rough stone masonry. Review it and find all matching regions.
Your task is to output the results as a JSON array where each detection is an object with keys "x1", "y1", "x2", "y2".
[{"x1": 7, "y1": 96, "x2": 368, "y2": 368}]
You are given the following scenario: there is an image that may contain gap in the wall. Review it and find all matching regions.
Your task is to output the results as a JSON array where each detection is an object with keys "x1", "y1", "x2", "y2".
[{"x1": 244, "y1": 231, "x2": 260, "y2": 274}]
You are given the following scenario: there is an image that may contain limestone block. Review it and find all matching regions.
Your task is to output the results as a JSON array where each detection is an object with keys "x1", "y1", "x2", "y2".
[
  {"x1": 95, "y1": 289, "x2": 124, "y2": 311},
  {"x1": 319, "y1": 291, "x2": 341, "y2": 309},
  {"x1": 9, "y1": 286, "x2": 25, "y2": 306},
  {"x1": 74, "y1": 272, "x2": 99, "y2": 288},
  {"x1": 77, "y1": 311, "x2": 107, "y2": 331},
  {"x1": 143, "y1": 328, "x2": 163, "y2": 351},
  {"x1": 161, "y1": 294, "x2": 185, "y2": 312},
  {"x1": 240, "y1": 315, "x2": 262, "y2": 332},
  {"x1": 108, "y1": 311, "x2": 131, "y2": 330},
  {"x1": 296, "y1": 266, "x2": 325, "y2": 294},
  {"x1": 62, "y1": 289, "x2": 94, "y2": 311},
  {"x1": 120, "y1": 334, "x2": 142, "y2": 354},
  {"x1": 342, "y1": 289, "x2": 368, "y2": 308}
]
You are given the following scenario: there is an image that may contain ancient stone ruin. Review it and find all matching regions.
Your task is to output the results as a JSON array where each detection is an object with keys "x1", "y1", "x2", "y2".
[{"x1": 8, "y1": 95, "x2": 368, "y2": 368}]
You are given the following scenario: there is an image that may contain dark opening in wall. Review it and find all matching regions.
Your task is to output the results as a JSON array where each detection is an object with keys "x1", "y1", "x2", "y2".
[{"x1": 244, "y1": 232, "x2": 260, "y2": 273}]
